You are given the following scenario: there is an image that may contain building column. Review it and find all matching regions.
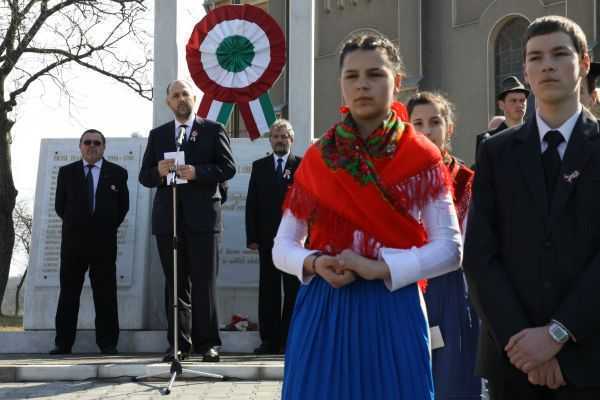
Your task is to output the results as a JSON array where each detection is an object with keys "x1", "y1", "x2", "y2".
[
  {"x1": 288, "y1": 0, "x2": 315, "y2": 153},
  {"x1": 153, "y1": 1, "x2": 206, "y2": 127}
]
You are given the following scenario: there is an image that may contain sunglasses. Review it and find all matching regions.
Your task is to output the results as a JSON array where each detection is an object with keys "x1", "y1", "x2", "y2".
[{"x1": 82, "y1": 140, "x2": 102, "y2": 146}]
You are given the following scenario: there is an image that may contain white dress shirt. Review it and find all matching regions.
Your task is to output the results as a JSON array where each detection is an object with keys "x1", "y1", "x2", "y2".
[
  {"x1": 174, "y1": 113, "x2": 196, "y2": 142},
  {"x1": 82, "y1": 158, "x2": 103, "y2": 211},
  {"x1": 272, "y1": 190, "x2": 462, "y2": 292},
  {"x1": 273, "y1": 152, "x2": 290, "y2": 170},
  {"x1": 536, "y1": 104, "x2": 582, "y2": 159}
]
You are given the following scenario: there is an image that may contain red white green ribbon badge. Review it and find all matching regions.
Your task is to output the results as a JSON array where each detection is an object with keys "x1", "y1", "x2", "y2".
[{"x1": 186, "y1": 5, "x2": 286, "y2": 140}]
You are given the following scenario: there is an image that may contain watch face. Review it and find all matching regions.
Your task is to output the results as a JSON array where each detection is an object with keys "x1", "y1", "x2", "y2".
[{"x1": 550, "y1": 324, "x2": 569, "y2": 343}]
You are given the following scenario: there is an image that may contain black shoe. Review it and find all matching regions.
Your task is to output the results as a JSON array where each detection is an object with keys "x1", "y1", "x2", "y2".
[
  {"x1": 202, "y1": 347, "x2": 220, "y2": 362},
  {"x1": 253, "y1": 342, "x2": 277, "y2": 355},
  {"x1": 49, "y1": 346, "x2": 71, "y2": 355},
  {"x1": 162, "y1": 348, "x2": 189, "y2": 362},
  {"x1": 100, "y1": 346, "x2": 118, "y2": 355}
]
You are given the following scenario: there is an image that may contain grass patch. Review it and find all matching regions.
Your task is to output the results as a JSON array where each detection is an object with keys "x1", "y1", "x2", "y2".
[{"x1": 0, "y1": 314, "x2": 23, "y2": 331}]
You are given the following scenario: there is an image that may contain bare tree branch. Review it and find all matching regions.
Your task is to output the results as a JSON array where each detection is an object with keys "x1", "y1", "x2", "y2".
[
  {"x1": 8, "y1": 54, "x2": 75, "y2": 105},
  {"x1": 0, "y1": 0, "x2": 152, "y2": 312},
  {"x1": 73, "y1": 57, "x2": 152, "y2": 99}
]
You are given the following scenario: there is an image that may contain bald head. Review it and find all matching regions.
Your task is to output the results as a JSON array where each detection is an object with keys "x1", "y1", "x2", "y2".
[
  {"x1": 488, "y1": 115, "x2": 506, "y2": 131},
  {"x1": 166, "y1": 80, "x2": 193, "y2": 96},
  {"x1": 166, "y1": 80, "x2": 196, "y2": 122}
]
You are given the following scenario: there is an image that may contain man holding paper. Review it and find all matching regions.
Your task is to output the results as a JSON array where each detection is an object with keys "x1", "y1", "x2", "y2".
[{"x1": 139, "y1": 80, "x2": 236, "y2": 362}]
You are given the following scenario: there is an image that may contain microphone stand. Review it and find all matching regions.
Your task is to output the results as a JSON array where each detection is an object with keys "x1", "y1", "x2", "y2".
[{"x1": 134, "y1": 136, "x2": 224, "y2": 395}]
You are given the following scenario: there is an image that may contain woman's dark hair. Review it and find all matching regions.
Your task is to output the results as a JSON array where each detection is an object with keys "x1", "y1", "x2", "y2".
[
  {"x1": 407, "y1": 91, "x2": 456, "y2": 127},
  {"x1": 339, "y1": 33, "x2": 405, "y2": 77}
]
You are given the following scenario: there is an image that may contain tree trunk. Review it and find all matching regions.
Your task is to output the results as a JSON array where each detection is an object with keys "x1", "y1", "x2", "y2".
[
  {"x1": 0, "y1": 110, "x2": 17, "y2": 316},
  {"x1": 14, "y1": 269, "x2": 27, "y2": 317}
]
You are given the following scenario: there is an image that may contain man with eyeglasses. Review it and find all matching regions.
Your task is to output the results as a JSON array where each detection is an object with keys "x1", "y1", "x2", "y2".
[
  {"x1": 50, "y1": 129, "x2": 129, "y2": 355},
  {"x1": 139, "y1": 80, "x2": 235, "y2": 363},
  {"x1": 245, "y1": 119, "x2": 301, "y2": 355}
]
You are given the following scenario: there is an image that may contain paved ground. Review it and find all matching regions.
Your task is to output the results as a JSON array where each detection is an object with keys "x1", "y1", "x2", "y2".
[
  {"x1": 0, "y1": 354, "x2": 283, "y2": 365},
  {"x1": 0, "y1": 380, "x2": 283, "y2": 399}
]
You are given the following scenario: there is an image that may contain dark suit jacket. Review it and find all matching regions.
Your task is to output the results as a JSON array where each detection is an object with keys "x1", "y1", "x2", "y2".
[
  {"x1": 55, "y1": 159, "x2": 129, "y2": 253},
  {"x1": 245, "y1": 154, "x2": 301, "y2": 246},
  {"x1": 139, "y1": 118, "x2": 236, "y2": 235},
  {"x1": 474, "y1": 121, "x2": 508, "y2": 160},
  {"x1": 463, "y1": 109, "x2": 600, "y2": 387}
]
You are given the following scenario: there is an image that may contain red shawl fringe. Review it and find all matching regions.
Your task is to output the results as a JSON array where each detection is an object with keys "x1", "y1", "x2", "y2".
[{"x1": 384, "y1": 161, "x2": 453, "y2": 215}]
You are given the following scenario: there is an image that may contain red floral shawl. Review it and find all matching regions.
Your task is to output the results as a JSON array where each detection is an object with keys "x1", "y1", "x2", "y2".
[{"x1": 283, "y1": 110, "x2": 452, "y2": 260}]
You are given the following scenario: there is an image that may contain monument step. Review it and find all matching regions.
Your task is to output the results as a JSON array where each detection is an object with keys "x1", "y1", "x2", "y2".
[
  {"x1": 0, "y1": 330, "x2": 260, "y2": 354},
  {"x1": 0, "y1": 354, "x2": 284, "y2": 382}
]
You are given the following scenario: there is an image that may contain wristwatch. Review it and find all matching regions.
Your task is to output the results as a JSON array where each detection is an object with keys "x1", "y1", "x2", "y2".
[{"x1": 548, "y1": 321, "x2": 570, "y2": 344}]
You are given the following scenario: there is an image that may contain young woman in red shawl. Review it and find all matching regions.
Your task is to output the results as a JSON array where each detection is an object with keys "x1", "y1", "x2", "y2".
[
  {"x1": 408, "y1": 91, "x2": 480, "y2": 400},
  {"x1": 272, "y1": 34, "x2": 462, "y2": 400}
]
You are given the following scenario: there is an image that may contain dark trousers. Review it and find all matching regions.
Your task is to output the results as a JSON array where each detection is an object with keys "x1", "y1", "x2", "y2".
[
  {"x1": 54, "y1": 235, "x2": 119, "y2": 350},
  {"x1": 156, "y1": 231, "x2": 221, "y2": 354},
  {"x1": 258, "y1": 244, "x2": 299, "y2": 351},
  {"x1": 488, "y1": 365, "x2": 600, "y2": 400}
]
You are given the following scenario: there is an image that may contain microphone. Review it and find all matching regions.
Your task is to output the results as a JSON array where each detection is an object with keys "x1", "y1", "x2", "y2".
[{"x1": 176, "y1": 125, "x2": 186, "y2": 149}]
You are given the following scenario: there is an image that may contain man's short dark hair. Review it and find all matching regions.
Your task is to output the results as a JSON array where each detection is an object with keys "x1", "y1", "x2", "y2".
[
  {"x1": 80, "y1": 129, "x2": 106, "y2": 145},
  {"x1": 523, "y1": 16, "x2": 588, "y2": 61}
]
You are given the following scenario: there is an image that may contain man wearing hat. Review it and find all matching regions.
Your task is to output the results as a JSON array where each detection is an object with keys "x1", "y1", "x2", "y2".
[
  {"x1": 581, "y1": 62, "x2": 600, "y2": 110},
  {"x1": 475, "y1": 76, "x2": 529, "y2": 158}
]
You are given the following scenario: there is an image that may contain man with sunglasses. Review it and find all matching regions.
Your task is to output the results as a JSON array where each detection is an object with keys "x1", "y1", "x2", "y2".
[{"x1": 50, "y1": 129, "x2": 129, "y2": 355}]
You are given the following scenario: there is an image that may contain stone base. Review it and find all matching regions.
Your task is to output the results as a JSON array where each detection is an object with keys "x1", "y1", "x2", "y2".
[
  {"x1": 0, "y1": 354, "x2": 284, "y2": 382},
  {"x1": 0, "y1": 330, "x2": 260, "y2": 354}
]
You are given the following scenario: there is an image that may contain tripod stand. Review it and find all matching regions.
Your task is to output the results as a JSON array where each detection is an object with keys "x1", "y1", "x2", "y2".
[{"x1": 134, "y1": 156, "x2": 224, "y2": 395}]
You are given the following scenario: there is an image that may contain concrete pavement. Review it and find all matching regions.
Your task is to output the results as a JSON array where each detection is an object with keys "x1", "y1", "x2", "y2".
[{"x1": 0, "y1": 380, "x2": 283, "y2": 399}]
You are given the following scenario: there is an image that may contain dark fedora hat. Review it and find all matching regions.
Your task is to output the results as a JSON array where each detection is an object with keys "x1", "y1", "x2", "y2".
[{"x1": 497, "y1": 76, "x2": 529, "y2": 100}]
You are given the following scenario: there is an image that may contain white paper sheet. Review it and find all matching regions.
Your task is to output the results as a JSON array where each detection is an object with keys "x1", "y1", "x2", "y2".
[
  {"x1": 430, "y1": 325, "x2": 445, "y2": 350},
  {"x1": 164, "y1": 151, "x2": 188, "y2": 185}
]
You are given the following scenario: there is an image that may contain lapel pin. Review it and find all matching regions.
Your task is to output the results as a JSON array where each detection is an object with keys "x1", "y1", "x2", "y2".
[
  {"x1": 190, "y1": 131, "x2": 198, "y2": 142},
  {"x1": 110, "y1": 184, "x2": 118, "y2": 191},
  {"x1": 563, "y1": 170, "x2": 580, "y2": 184},
  {"x1": 283, "y1": 169, "x2": 291, "y2": 180}
]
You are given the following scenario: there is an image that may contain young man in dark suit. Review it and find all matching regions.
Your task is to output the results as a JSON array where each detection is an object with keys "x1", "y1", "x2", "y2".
[
  {"x1": 464, "y1": 16, "x2": 600, "y2": 399},
  {"x1": 139, "y1": 80, "x2": 235, "y2": 363},
  {"x1": 246, "y1": 119, "x2": 301, "y2": 354},
  {"x1": 51, "y1": 129, "x2": 129, "y2": 355}
]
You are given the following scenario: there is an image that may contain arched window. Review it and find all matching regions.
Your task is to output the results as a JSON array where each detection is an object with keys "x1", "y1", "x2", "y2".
[{"x1": 494, "y1": 17, "x2": 528, "y2": 102}]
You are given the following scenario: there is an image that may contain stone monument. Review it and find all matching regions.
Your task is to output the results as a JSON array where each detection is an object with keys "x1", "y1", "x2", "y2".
[
  {"x1": 23, "y1": 138, "x2": 151, "y2": 331},
  {"x1": 0, "y1": 0, "x2": 316, "y2": 353}
]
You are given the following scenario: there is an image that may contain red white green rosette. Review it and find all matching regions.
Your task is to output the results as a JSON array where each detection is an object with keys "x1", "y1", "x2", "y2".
[{"x1": 187, "y1": 5, "x2": 285, "y2": 139}]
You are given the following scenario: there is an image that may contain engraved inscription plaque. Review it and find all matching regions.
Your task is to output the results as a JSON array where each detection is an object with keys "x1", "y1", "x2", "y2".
[{"x1": 30, "y1": 140, "x2": 140, "y2": 287}]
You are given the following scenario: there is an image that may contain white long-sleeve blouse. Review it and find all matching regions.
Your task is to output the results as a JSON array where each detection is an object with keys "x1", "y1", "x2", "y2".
[{"x1": 272, "y1": 190, "x2": 463, "y2": 292}]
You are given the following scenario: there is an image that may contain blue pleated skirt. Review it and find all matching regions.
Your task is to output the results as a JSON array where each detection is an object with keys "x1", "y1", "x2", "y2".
[
  {"x1": 424, "y1": 269, "x2": 481, "y2": 400},
  {"x1": 282, "y1": 277, "x2": 434, "y2": 400}
]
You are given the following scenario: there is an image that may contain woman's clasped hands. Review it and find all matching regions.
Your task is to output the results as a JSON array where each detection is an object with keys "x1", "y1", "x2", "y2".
[{"x1": 312, "y1": 249, "x2": 391, "y2": 289}]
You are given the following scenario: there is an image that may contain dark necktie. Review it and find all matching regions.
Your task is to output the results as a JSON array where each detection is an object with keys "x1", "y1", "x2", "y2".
[
  {"x1": 86, "y1": 164, "x2": 95, "y2": 214},
  {"x1": 542, "y1": 130, "x2": 565, "y2": 206},
  {"x1": 275, "y1": 158, "x2": 283, "y2": 180}
]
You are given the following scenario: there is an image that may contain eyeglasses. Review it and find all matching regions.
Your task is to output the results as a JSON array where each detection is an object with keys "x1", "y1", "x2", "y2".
[{"x1": 82, "y1": 140, "x2": 102, "y2": 146}]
